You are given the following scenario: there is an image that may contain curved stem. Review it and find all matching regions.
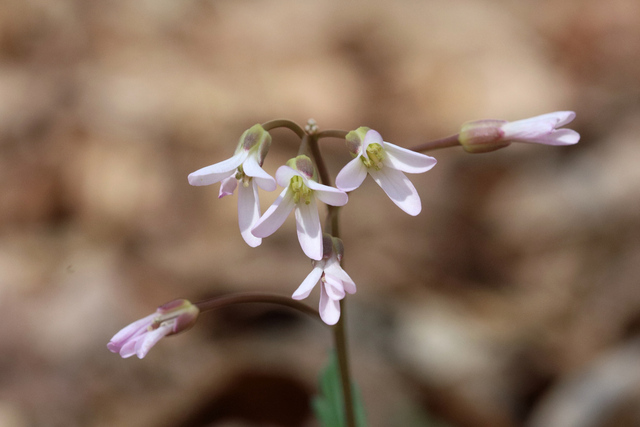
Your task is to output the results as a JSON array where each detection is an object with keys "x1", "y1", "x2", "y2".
[
  {"x1": 409, "y1": 133, "x2": 460, "y2": 152},
  {"x1": 194, "y1": 292, "x2": 320, "y2": 320},
  {"x1": 262, "y1": 119, "x2": 306, "y2": 139},
  {"x1": 317, "y1": 129, "x2": 349, "y2": 140}
]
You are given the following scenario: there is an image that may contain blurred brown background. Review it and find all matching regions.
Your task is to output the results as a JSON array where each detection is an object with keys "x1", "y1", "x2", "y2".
[{"x1": 1, "y1": 0, "x2": 640, "y2": 426}]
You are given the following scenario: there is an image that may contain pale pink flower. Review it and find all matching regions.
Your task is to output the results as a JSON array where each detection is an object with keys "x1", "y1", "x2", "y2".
[
  {"x1": 188, "y1": 124, "x2": 276, "y2": 247},
  {"x1": 292, "y1": 235, "x2": 356, "y2": 325},
  {"x1": 108, "y1": 299, "x2": 199, "y2": 359},
  {"x1": 335, "y1": 127, "x2": 437, "y2": 216},
  {"x1": 459, "y1": 111, "x2": 580, "y2": 153},
  {"x1": 251, "y1": 156, "x2": 348, "y2": 261}
]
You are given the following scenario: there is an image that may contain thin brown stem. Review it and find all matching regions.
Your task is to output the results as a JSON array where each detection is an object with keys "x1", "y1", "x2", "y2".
[
  {"x1": 261, "y1": 119, "x2": 306, "y2": 138},
  {"x1": 317, "y1": 129, "x2": 349, "y2": 140},
  {"x1": 194, "y1": 292, "x2": 320, "y2": 320},
  {"x1": 409, "y1": 133, "x2": 460, "y2": 152}
]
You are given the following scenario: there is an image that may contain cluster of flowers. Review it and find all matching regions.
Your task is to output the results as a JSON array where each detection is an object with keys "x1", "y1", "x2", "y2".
[{"x1": 108, "y1": 111, "x2": 579, "y2": 358}]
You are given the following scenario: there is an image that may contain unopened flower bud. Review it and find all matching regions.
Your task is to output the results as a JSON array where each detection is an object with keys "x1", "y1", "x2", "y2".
[
  {"x1": 459, "y1": 111, "x2": 580, "y2": 154},
  {"x1": 107, "y1": 299, "x2": 200, "y2": 359}
]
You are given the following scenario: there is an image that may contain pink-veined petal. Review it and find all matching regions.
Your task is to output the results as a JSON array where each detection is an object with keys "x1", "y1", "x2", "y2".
[
  {"x1": 319, "y1": 285, "x2": 341, "y2": 325},
  {"x1": 324, "y1": 261, "x2": 356, "y2": 294},
  {"x1": 306, "y1": 180, "x2": 348, "y2": 206},
  {"x1": 369, "y1": 167, "x2": 422, "y2": 216},
  {"x1": 251, "y1": 188, "x2": 295, "y2": 238},
  {"x1": 243, "y1": 155, "x2": 276, "y2": 191},
  {"x1": 188, "y1": 151, "x2": 247, "y2": 186},
  {"x1": 135, "y1": 324, "x2": 172, "y2": 359},
  {"x1": 335, "y1": 157, "x2": 367, "y2": 192},
  {"x1": 275, "y1": 166, "x2": 300, "y2": 188},
  {"x1": 292, "y1": 265, "x2": 323, "y2": 300},
  {"x1": 218, "y1": 175, "x2": 238, "y2": 198},
  {"x1": 384, "y1": 143, "x2": 437, "y2": 174},
  {"x1": 323, "y1": 274, "x2": 346, "y2": 300},
  {"x1": 237, "y1": 180, "x2": 261, "y2": 247},
  {"x1": 295, "y1": 197, "x2": 323, "y2": 260}
]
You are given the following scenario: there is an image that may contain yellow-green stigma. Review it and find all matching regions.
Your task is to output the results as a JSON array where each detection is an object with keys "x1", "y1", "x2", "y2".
[
  {"x1": 235, "y1": 166, "x2": 251, "y2": 187},
  {"x1": 361, "y1": 143, "x2": 385, "y2": 170},
  {"x1": 290, "y1": 175, "x2": 313, "y2": 204}
]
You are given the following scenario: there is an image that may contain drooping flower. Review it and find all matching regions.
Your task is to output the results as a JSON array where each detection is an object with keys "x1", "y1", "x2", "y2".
[
  {"x1": 335, "y1": 127, "x2": 437, "y2": 216},
  {"x1": 251, "y1": 155, "x2": 348, "y2": 261},
  {"x1": 292, "y1": 234, "x2": 356, "y2": 325},
  {"x1": 108, "y1": 299, "x2": 199, "y2": 359},
  {"x1": 188, "y1": 124, "x2": 276, "y2": 247},
  {"x1": 459, "y1": 111, "x2": 580, "y2": 153}
]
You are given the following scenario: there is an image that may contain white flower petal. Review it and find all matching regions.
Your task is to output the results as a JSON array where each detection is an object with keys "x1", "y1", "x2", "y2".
[
  {"x1": 369, "y1": 167, "x2": 422, "y2": 216},
  {"x1": 292, "y1": 265, "x2": 323, "y2": 300},
  {"x1": 527, "y1": 129, "x2": 580, "y2": 146},
  {"x1": 275, "y1": 166, "x2": 300, "y2": 188},
  {"x1": 362, "y1": 129, "x2": 384, "y2": 151},
  {"x1": 243, "y1": 155, "x2": 276, "y2": 191},
  {"x1": 325, "y1": 261, "x2": 356, "y2": 294},
  {"x1": 323, "y1": 274, "x2": 346, "y2": 300},
  {"x1": 238, "y1": 180, "x2": 262, "y2": 247},
  {"x1": 384, "y1": 143, "x2": 437, "y2": 174},
  {"x1": 251, "y1": 188, "x2": 295, "y2": 238},
  {"x1": 319, "y1": 285, "x2": 341, "y2": 325},
  {"x1": 335, "y1": 157, "x2": 367, "y2": 192},
  {"x1": 306, "y1": 180, "x2": 349, "y2": 206},
  {"x1": 218, "y1": 175, "x2": 238, "y2": 198},
  {"x1": 295, "y1": 197, "x2": 323, "y2": 260},
  {"x1": 188, "y1": 151, "x2": 247, "y2": 186}
]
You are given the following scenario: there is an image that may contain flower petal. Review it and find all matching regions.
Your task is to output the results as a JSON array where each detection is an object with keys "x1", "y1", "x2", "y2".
[
  {"x1": 237, "y1": 180, "x2": 262, "y2": 247},
  {"x1": 243, "y1": 155, "x2": 276, "y2": 191},
  {"x1": 218, "y1": 175, "x2": 238, "y2": 198},
  {"x1": 526, "y1": 129, "x2": 580, "y2": 146},
  {"x1": 335, "y1": 157, "x2": 367, "y2": 192},
  {"x1": 362, "y1": 129, "x2": 384, "y2": 151},
  {"x1": 275, "y1": 165, "x2": 300, "y2": 188},
  {"x1": 323, "y1": 274, "x2": 346, "y2": 300},
  {"x1": 295, "y1": 197, "x2": 323, "y2": 260},
  {"x1": 319, "y1": 285, "x2": 341, "y2": 325},
  {"x1": 107, "y1": 313, "x2": 155, "y2": 353},
  {"x1": 188, "y1": 151, "x2": 247, "y2": 186},
  {"x1": 325, "y1": 261, "x2": 356, "y2": 294},
  {"x1": 307, "y1": 180, "x2": 349, "y2": 206},
  {"x1": 135, "y1": 324, "x2": 172, "y2": 359},
  {"x1": 384, "y1": 143, "x2": 437, "y2": 174},
  {"x1": 251, "y1": 188, "x2": 295, "y2": 238},
  {"x1": 292, "y1": 265, "x2": 323, "y2": 300},
  {"x1": 369, "y1": 167, "x2": 422, "y2": 216}
]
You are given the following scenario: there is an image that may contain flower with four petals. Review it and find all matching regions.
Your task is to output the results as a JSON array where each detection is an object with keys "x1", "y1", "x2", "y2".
[
  {"x1": 292, "y1": 234, "x2": 356, "y2": 325},
  {"x1": 188, "y1": 124, "x2": 276, "y2": 247},
  {"x1": 335, "y1": 127, "x2": 437, "y2": 216},
  {"x1": 251, "y1": 155, "x2": 348, "y2": 261}
]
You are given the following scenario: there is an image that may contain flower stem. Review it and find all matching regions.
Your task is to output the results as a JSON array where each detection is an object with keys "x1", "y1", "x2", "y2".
[
  {"x1": 194, "y1": 292, "x2": 320, "y2": 320},
  {"x1": 261, "y1": 119, "x2": 306, "y2": 138},
  {"x1": 409, "y1": 133, "x2": 460, "y2": 152},
  {"x1": 317, "y1": 129, "x2": 349, "y2": 140},
  {"x1": 308, "y1": 131, "x2": 357, "y2": 427}
]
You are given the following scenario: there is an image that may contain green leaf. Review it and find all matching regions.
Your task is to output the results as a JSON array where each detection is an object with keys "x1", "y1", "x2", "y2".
[{"x1": 312, "y1": 350, "x2": 368, "y2": 427}]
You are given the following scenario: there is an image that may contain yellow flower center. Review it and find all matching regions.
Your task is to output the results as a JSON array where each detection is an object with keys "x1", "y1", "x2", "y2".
[
  {"x1": 361, "y1": 143, "x2": 385, "y2": 170},
  {"x1": 291, "y1": 175, "x2": 313, "y2": 204},
  {"x1": 235, "y1": 166, "x2": 251, "y2": 187}
]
